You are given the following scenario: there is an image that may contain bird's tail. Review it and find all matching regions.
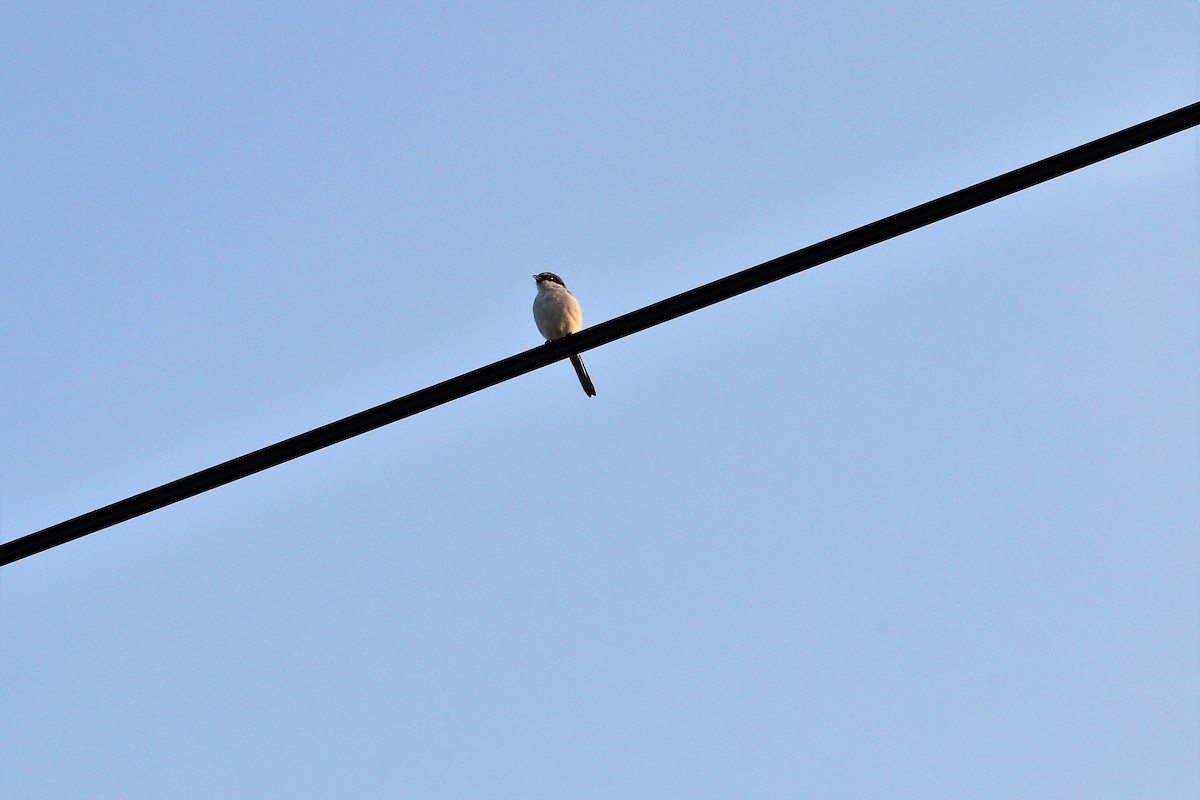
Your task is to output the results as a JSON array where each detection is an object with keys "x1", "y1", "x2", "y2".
[{"x1": 569, "y1": 354, "x2": 597, "y2": 397}]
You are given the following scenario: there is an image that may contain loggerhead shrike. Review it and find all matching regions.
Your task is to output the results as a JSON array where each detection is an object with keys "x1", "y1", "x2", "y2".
[{"x1": 532, "y1": 272, "x2": 597, "y2": 397}]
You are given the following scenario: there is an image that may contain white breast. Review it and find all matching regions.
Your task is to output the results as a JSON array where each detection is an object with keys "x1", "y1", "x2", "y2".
[{"x1": 533, "y1": 285, "x2": 584, "y2": 340}]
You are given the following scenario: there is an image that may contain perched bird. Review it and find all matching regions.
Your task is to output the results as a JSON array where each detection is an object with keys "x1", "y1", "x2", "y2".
[{"x1": 532, "y1": 272, "x2": 597, "y2": 397}]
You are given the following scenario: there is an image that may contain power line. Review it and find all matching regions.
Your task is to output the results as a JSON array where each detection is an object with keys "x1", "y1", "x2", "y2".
[{"x1": 3, "y1": 102, "x2": 1197, "y2": 567}]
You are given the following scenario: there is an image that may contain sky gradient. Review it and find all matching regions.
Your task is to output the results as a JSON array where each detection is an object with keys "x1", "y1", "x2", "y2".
[{"x1": 3, "y1": 2, "x2": 1198, "y2": 797}]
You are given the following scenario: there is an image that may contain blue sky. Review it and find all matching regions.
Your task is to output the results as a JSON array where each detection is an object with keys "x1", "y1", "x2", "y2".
[{"x1": 2, "y1": 2, "x2": 1197, "y2": 797}]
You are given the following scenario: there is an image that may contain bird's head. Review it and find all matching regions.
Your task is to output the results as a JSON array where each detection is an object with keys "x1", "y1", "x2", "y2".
[{"x1": 532, "y1": 272, "x2": 567, "y2": 289}]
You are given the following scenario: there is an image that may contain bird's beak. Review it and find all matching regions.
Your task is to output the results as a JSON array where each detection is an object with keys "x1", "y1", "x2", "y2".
[{"x1": 531, "y1": 274, "x2": 539, "y2": 280}]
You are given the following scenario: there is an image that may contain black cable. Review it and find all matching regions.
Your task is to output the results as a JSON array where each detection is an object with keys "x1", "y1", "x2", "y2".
[{"x1": 3, "y1": 102, "x2": 1197, "y2": 567}]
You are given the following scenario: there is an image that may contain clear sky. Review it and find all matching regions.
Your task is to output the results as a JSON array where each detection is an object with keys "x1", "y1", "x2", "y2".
[{"x1": 2, "y1": 2, "x2": 1197, "y2": 797}]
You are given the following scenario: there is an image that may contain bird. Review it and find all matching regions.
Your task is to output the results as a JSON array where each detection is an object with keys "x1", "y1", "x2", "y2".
[{"x1": 532, "y1": 272, "x2": 597, "y2": 397}]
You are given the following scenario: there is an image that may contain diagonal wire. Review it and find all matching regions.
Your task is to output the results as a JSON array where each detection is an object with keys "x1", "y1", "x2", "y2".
[{"x1": 3, "y1": 101, "x2": 1197, "y2": 567}]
